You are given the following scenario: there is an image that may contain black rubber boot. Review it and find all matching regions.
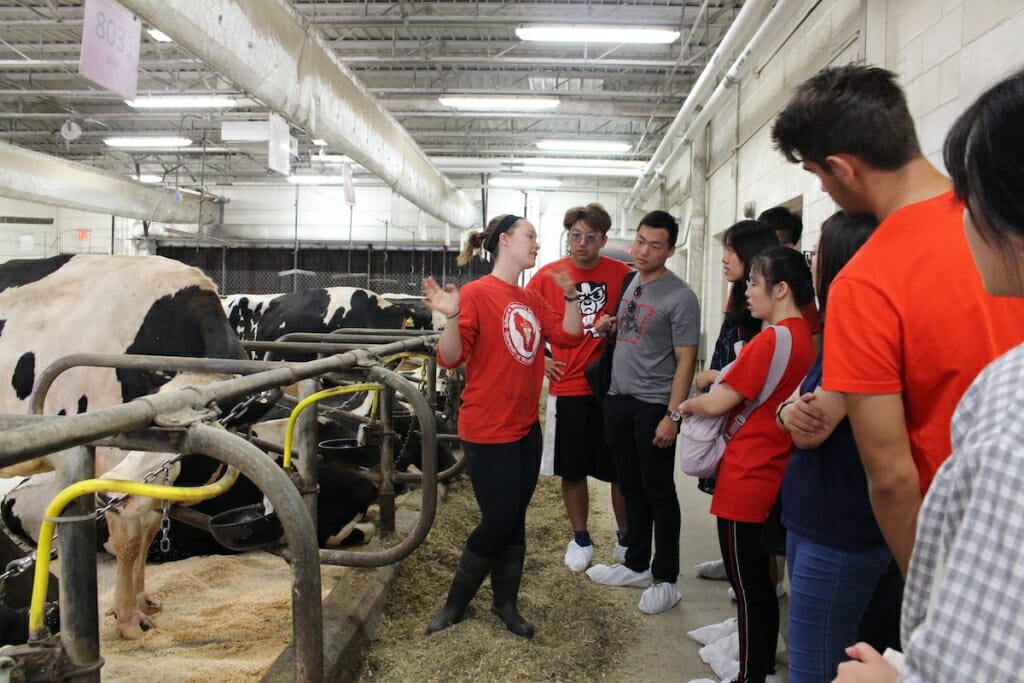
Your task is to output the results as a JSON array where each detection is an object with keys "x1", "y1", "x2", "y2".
[
  {"x1": 425, "y1": 546, "x2": 492, "y2": 635},
  {"x1": 490, "y1": 545, "x2": 534, "y2": 639}
]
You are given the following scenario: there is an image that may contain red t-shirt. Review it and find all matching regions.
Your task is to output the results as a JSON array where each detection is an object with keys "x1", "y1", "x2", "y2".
[
  {"x1": 526, "y1": 256, "x2": 633, "y2": 396},
  {"x1": 711, "y1": 318, "x2": 816, "y2": 523},
  {"x1": 437, "y1": 274, "x2": 584, "y2": 443},
  {"x1": 823, "y1": 191, "x2": 1024, "y2": 492}
]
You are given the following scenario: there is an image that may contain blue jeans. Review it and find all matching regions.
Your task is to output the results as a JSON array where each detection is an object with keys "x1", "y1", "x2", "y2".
[{"x1": 786, "y1": 531, "x2": 894, "y2": 683}]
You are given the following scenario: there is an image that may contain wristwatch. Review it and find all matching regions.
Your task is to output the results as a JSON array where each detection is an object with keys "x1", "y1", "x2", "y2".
[{"x1": 666, "y1": 410, "x2": 682, "y2": 423}]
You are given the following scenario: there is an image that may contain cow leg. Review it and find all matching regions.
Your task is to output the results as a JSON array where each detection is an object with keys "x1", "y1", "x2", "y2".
[
  {"x1": 133, "y1": 512, "x2": 163, "y2": 616},
  {"x1": 105, "y1": 511, "x2": 161, "y2": 639}
]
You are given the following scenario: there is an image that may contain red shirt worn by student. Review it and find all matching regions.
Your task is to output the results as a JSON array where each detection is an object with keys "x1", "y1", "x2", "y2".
[
  {"x1": 527, "y1": 256, "x2": 633, "y2": 397},
  {"x1": 711, "y1": 318, "x2": 816, "y2": 523},
  {"x1": 437, "y1": 274, "x2": 584, "y2": 444},
  {"x1": 823, "y1": 191, "x2": 1024, "y2": 492}
]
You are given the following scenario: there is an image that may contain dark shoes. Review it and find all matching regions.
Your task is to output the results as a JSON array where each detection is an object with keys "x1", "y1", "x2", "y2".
[
  {"x1": 425, "y1": 543, "x2": 535, "y2": 639},
  {"x1": 490, "y1": 545, "x2": 534, "y2": 639}
]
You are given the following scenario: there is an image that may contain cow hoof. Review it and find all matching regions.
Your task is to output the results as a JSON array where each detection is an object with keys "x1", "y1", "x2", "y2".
[
  {"x1": 116, "y1": 616, "x2": 153, "y2": 640},
  {"x1": 140, "y1": 597, "x2": 162, "y2": 615}
]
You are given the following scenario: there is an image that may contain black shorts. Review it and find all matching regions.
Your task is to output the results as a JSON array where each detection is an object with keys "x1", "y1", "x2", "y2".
[{"x1": 554, "y1": 395, "x2": 616, "y2": 483}]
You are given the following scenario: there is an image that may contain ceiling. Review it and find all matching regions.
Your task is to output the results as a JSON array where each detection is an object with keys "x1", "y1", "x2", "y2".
[{"x1": 0, "y1": 0, "x2": 746, "y2": 198}]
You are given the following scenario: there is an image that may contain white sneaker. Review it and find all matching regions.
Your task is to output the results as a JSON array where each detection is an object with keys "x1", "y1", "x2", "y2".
[
  {"x1": 776, "y1": 581, "x2": 786, "y2": 598},
  {"x1": 694, "y1": 559, "x2": 728, "y2": 580},
  {"x1": 564, "y1": 540, "x2": 594, "y2": 572},
  {"x1": 586, "y1": 563, "x2": 653, "y2": 588},
  {"x1": 638, "y1": 582, "x2": 681, "y2": 614},
  {"x1": 613, "y1": 542, "x2": 628, "y2": 564}
]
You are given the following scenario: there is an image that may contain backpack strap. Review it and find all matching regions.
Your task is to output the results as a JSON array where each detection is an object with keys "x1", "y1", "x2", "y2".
[{"x1": 723, "y1": 325, "x2": 792, "y2": 440}]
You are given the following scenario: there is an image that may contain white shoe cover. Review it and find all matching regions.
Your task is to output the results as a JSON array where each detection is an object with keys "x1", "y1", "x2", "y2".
[
  {"x1": 728, "y1": 586, "x2": 736, "y2": 601},
  {"x1": 564, "y1": 540, "x2": 594, "y2": 572},
  {"x1": 775, "y1": 581, "x2": 786, "y2": 598},
  {"x1": 638, "y1": 582, "x2": 681, "y2": 614},
  {"x1": 613, "y1": 542, "x2": 628, "y2": 564},
  {"x1": 586, "y1": 563, "x2": 653, "y2": 588},
  {"x1": 694, "y1": 559, "x2": 728, "y2": 580}
]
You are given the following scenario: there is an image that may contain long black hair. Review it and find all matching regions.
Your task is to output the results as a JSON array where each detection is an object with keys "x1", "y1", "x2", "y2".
[
  {"x1": 723, "y1": 220, "x2": 779, "y2": 329},
  {"x1": 816, "y1": 211, "x2": 878, "y2": 321}
]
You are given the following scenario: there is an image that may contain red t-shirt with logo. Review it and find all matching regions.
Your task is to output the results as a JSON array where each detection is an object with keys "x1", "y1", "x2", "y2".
[
  {"x1": 437, "y1": 274, "x2": 584, "y2": 443},
  {"x1": 710, "y1": 318, "x2": 816, "y2": 523},
  {"x1": 527, "y1": 256, "x2": 633, "y2": 396},
  {"x1": 824, "y1": 191, "x2": 1024, "y2": 491}
]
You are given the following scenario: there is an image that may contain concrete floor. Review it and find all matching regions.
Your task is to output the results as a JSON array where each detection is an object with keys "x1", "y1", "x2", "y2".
[{"x1": 594, "y1": 465, "x2": 790, "y2": 683}]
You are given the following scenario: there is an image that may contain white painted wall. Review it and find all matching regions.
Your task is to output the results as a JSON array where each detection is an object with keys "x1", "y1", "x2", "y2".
[{"x1": 657, "y1": 0, "x2": 1024, "y2": 367}]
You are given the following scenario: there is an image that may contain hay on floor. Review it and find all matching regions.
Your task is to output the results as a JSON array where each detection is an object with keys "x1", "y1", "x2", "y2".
[{"x1": 359, "y1": 473, "x2": 641, "y2": 682}]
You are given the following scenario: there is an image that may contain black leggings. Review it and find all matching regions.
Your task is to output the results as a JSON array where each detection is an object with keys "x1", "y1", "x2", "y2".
[
  {"x1": 462, "y1": 423, "x2": 542, "y2": 558},
  {"x1": 718, "y1": 517, "x2": 778, "y2": 683}
]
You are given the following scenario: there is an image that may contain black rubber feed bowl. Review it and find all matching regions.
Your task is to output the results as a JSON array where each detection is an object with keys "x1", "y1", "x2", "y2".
[{"x1": 209, "y1": 505, "x2": 284, "y2": 551}]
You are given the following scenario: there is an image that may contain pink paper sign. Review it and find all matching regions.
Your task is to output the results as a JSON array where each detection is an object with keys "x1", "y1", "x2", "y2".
[{"x1": 79, "y1": 0, "x2": 141, "y2": 101}]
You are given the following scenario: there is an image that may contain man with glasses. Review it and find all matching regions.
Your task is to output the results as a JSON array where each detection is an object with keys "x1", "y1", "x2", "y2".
[
  {"x1": 586, "y1": 210, "x2": 700, "y2": 615},
  {"x1": 528, "y1": 203, "x2": 632, "y2": 572}
]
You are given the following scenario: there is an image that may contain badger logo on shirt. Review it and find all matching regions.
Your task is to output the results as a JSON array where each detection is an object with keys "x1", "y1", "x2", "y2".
[
  {"x1": 502, "y1": 302, "x2": 542, "y2": 365},
  {"x1": 574, "y1": 281, "x2": 609, "y2": 337}
]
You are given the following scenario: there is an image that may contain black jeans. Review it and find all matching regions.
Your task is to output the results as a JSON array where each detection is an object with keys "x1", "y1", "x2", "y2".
[
  {"x1": 718, "y1": 517, "x2": 778, "y2": 683},
  {"x1": 461, "y1": 423, "x2": 542, "y2": 558},
  {"x1": 604, "y1": 395, "x2": 680, "y2": 582}
]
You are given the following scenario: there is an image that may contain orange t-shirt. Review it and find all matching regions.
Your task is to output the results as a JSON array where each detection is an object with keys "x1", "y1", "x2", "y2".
[
  {"x1": 437, "y1": 274, "x2": 583, "y2": 444},
  {"x1": 823, "y1": 191, "x2": 1024, "y2": 491},
  {"x1": 526, "y1": 256, "x2": 633, "y2": 396},
  {"x1": 710, "y1": 318, "x2": 816, "y2": 522}
]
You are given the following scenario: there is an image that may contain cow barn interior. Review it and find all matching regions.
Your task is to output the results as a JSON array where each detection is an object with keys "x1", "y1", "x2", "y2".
[{"x1": 0, "y1": 1, "x2": 1022, "y2": 681}]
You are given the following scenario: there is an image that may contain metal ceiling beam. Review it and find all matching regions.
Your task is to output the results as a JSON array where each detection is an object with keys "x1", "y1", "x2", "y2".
[
  {"x1": 0, "y1": 140, "x2": 217, "y2": 224},
  {"x1": 117, "y1": 0, "x2": 477, "y2": 229}
]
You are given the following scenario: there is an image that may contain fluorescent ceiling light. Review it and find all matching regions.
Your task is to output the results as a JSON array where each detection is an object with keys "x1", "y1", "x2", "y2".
[
  {"x1": 287, "y1": 175, "x2": 345, "y2": 185},
  {"x1": 133, "y1": 174, "x2": 163, "y2": 183},
  {"x1": 439, "y1": 96, "x2": 559, "y2": 111},
  {"x1": 126, "y1": 96, "x2": 237, "y2": 109},
  {"x1": 519, "y1": 165, "x2": 642, "y2": 177},
  {"x1": 312, "y1": 139, "x2": 328, "y2": 146},
  {"x1": 103, "y1": 136, "x2": 192, "y2": 148},
  {"x1": 147, "y1": 28, "x2": 172, "y2": 43},
  {"x1": 516, "y1": 25, "x2": 680, "y2": 44},
  {"x1": 537, "y1": 139, "x2": 632, "y2": 153},
  {"x1": 488, "y1": 177, "x2": 563, "y2": 189}
]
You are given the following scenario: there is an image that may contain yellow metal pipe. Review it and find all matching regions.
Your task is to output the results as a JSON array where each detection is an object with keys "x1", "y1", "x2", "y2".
[
  {"x1": 29, "y1": 467, "x2": 240, "y2": 638},
  {"x1": 282, "y1": 383, "x2": 383, "y2": 469}
]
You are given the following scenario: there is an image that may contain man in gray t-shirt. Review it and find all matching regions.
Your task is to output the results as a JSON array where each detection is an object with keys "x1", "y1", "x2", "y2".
[{"x1": 586, "y1": 210, "x2": 700, "y2": 615}]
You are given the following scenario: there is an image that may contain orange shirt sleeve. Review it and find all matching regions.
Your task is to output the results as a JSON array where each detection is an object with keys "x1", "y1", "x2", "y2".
[{"x1": 822, "y1": 276, "x2": 903, "y2": 395}]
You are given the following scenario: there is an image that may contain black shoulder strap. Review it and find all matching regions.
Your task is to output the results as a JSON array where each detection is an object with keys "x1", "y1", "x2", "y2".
[{"x1": 612, "y1": 271, "x2": 637, "y2": 315}]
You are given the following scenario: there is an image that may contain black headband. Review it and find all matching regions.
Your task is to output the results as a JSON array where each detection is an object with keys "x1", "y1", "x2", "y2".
[{"x1": 484, "y1": 214, "x2": 522, "y2": 253}]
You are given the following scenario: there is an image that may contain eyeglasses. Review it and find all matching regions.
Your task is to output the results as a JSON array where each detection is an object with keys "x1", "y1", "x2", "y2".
[
  {"x1": 568, "y1": 231, "x2": 600, "y2": 246},
  {"x1": 802, "y1": 249, "x2": 816, "y2": 267}
]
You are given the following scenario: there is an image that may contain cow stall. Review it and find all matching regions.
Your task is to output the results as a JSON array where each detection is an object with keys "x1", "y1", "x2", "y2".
[{"x1": 0, "y1": 334, "x2": 459, "y2": 682}]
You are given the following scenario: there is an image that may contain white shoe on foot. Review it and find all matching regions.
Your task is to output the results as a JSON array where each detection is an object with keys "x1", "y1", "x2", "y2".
[
  {"x1": 695, "y1": 559, "x2": 728, "y2": 580},
  {"x1": 564, "y1": 540, "x2": 594, "y2": 572},
  {"x1": 586, "y1": 563, "x2": 653, "y2": 588},
  {"x1": 613, "y1": 542, "x2": 628, "y2": 564},
  {"x1": 638, "y1": 582, "x2": 681, "y2": 614},
  {"x1": 776, "y1": 581, "x2": 786, "y2": 598}
]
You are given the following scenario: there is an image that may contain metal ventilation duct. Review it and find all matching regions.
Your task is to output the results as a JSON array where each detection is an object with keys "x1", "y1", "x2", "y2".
[
  {"x1": 0, "y1": 141, "x2": 217, "y2": 224},
  {"x1": 119, "y1": 0, "x2": 479, "y2": 230}
]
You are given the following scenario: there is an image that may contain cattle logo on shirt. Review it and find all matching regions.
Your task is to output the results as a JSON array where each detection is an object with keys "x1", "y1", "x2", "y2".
[{"x1": 502, "y1": 302, "x2": 542, "y2": 365}]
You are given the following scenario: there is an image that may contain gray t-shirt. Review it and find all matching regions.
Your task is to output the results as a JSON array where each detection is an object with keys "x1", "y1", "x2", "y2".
[{"x1": 609, "y1": 270, "x2": 700, "y2": 404}]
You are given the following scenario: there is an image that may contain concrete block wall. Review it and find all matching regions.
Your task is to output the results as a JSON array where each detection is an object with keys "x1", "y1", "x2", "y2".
[{"x1": 662, "y1": 0, "x2": 1024, "y2": 367}]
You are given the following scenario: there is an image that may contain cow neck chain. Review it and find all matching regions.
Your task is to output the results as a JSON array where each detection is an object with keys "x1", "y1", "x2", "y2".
[{"x1": 0, "y1": 455, "x2": 186, "y2": 585}]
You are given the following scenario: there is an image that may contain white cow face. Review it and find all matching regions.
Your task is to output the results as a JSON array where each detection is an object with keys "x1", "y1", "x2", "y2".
[{"x1": 577, "y1": 281, "x2": 607, "y2": 316}]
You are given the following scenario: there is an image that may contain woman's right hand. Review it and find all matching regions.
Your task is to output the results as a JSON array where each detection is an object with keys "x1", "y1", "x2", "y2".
[{"x1": 422, "y1": 276, "x2": 460, "y2": 319}]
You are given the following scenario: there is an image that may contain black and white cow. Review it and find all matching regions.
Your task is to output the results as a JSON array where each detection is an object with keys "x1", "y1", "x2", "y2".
[
  {"x1": 0, "y1": 255, "x2": 382, "y2": 640},
  {"x1": 223, "y1": 287, "x2": 417, "y2": 356}
]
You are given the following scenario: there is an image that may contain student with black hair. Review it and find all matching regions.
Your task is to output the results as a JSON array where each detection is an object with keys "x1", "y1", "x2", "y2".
[
  {"x1": 834, "y1": 67, "x2": 1024, "y2": 683},
  {"x1": 586, "y1": 210, "x2": 701, "y2": 616},
  {"x1": 775, "y1": 211, "x2": 895, "y2": 683},
  {"x1": 758, "y1": 206, "x2": 803, "y2": 249},
  {"x1": 680, "y1": 247, "x2": 816, "y2": 683}
]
